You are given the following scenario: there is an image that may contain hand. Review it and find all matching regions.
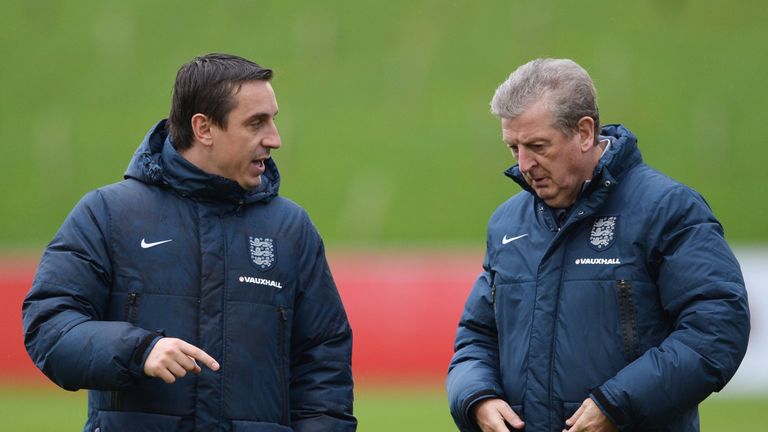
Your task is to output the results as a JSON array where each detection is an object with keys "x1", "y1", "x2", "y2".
[
  {"x1": 143, "y1": 337, "x2": 220, "y2": 384},
  {"x1": 563, "y1": 398, "x2": 617, "y2": 432},
  {"x1": 473, "y1": 398, "x2": 525, "y2": 431}
]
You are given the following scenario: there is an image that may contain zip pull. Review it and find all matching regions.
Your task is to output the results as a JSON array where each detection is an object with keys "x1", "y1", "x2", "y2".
[
  {"x1": 126, "y1": 292, "x2": 140, "y2": 323},
  {"x1": 278, "y1": 307, "x2": 288, "y2": 321}
]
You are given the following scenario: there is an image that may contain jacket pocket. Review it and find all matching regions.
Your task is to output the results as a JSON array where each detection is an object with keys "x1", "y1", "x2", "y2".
[
  {"x1": 616, "y1": 280, "x2": 640, "y2": 362},
  {"x1": 96, "y1": 410, "x2": 187, "y2": 431},
  {"x1": 111, "y1": 292, "x2": 141, "y2": 411}
]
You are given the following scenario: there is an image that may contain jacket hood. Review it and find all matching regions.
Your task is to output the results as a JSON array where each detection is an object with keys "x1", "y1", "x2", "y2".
[
  {"x1": 504, "y1": 123, "x2": 643, "y2": 195},
  {"x1": 124, "y1": 119, "x2": 280, "y2": 204}
]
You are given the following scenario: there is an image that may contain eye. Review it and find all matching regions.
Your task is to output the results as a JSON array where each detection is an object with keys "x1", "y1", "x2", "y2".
[{"x1": 531, "y1": 143, "x2": 548, "y2": 154}]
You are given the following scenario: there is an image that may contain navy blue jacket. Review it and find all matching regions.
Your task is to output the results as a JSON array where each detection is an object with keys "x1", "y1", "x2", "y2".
[
  {"x1": 23, "y1": 120, "x2": 356, "y2": 432},
  {"x1": 447, "y1": 125, "x2": 750, "y2": 432}
]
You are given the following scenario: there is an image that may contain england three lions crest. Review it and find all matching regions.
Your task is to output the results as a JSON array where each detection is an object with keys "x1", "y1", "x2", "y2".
[
  {"x1": 589, "y1": 216, "x2": 617, "y2": 251},
  {"x1": 248, "y1": 236, "x2": 276, "y2": 271}
]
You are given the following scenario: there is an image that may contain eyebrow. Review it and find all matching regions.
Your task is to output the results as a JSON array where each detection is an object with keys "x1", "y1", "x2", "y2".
[
  {"x1": 506, "y1": 136, "x2": 549, "y2": 146},
  {"x1": 243, "y1": 111, "x2": 278, "y2": 124}
]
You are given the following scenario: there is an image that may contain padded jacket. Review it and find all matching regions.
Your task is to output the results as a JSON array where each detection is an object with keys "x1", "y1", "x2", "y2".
[
  {"x1": 447, "y1": 125, "x2": 750, "y2": 432},
  {"x1": 23, "y1": 120, "x2": 356, "y2": 432}
]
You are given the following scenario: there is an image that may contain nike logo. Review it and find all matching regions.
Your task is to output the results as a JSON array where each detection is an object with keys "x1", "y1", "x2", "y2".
[
  {"x1": 502, "y1": 234, "x2": 528, "y2": 244},
  {"x1": 140, "y1": 238, "x2": 173, "y2": 249}
]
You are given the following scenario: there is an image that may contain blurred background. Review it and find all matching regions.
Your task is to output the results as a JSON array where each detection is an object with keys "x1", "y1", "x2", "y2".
[{"x1": 1, "y1": 0, "x2": 766, "y2": 430}]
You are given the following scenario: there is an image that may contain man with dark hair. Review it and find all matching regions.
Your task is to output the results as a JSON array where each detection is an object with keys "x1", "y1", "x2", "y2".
[
  {"x1": 447, "y1": 58, "x2": 750, "y2": 432},
  {"x1": 23, "y1": 53, "x2": 356, "y2": 431}
]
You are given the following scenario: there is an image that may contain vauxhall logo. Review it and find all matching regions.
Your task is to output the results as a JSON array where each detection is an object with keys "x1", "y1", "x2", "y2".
[
  {"x1": 238, "y1": 275, "x2": 283, "y2": 289},
  {"x1": 575, "y1": 258, "x2": 621, "y2": 265}
]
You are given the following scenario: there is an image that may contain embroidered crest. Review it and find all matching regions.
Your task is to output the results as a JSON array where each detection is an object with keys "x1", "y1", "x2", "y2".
[
  {"x1": 589, "y1": 216, "x2": 617, "y2": 251},
  {"x1": 248, "y1": 236, "x2": 276, "y2": 271}
]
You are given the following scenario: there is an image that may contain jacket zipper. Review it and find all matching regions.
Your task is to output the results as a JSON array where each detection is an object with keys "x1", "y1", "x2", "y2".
[
  {"x1": 277, "y1": 307, "x2": 289, "y2": 425},
  {"x1": 489, "y1": 270, "x2": 497, "y2": 316},
  {"x1": 491, "y1": 284, "x2": 497, "y2": 315},
  {"x1": 616, "y1": 280, "x2": 640, "y2": 362},
  {"x1": 113, "y1": 292, "x2": 140, "y2": 411}
]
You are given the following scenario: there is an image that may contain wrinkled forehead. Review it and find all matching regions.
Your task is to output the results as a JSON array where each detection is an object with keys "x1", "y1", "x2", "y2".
[{"x1": 501, "y1": 101, "x2": 558, "y2": 142}]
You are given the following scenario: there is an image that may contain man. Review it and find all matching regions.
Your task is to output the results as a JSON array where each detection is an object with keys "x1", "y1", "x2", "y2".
[
  {"x1": 23, "y1": 53, "x2": 356, "y2": 431},
  {"x1": 447, "y1": 58, "x2": 750, "y2": 432}
]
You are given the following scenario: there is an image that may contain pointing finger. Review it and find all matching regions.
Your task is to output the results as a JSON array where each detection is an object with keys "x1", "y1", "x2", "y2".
[{"x1": 179, "y1": 341, "x2": 220, "y2": 371}]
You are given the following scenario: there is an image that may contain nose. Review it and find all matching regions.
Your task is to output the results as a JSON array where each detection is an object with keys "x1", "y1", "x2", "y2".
[
  {"x1": 517, "y1": 146, "x2": 536, "y2": 174},
  {"x1": 263, "y1": 120, "x2": 282, "y2": 149}
]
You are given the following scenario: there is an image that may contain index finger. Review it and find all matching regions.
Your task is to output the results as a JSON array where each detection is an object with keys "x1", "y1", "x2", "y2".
[{"x1": 179, "y1": 341, "x2": 220, "y2": 371}]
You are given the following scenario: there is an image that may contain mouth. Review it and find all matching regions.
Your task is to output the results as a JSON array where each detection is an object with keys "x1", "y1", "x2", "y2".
[
  {"x1": 250, "y1": 156, "x2": 269, "y2": 173},
  {"x1": 528, "y1": 176, "x2": 549, "y2": 188}
]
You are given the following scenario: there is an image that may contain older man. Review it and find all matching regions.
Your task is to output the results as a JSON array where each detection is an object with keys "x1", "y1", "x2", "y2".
[{"x1": 447, "y1": 58, "x2": 750, "y2": 432}]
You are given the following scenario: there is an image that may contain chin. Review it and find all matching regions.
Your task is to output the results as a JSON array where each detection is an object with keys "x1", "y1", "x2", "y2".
[
  {"x1": 538, "y1": 195, "x2": 561, "y2": 208},
  {"x1": 239, "y1": 177, "x2": 262, "y2": 190}
]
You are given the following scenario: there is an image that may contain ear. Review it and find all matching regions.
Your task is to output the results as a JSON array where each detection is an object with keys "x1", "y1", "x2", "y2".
[
  {"x1": 191, "y1": 113, "x2": 214, "y2": 147},
  {"x1": 576, "y1": 116, "x2": 595, "y2": 152}
]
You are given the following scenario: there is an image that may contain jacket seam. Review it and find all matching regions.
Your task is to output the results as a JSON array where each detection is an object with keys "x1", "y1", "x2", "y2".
[
  {"x1": 547, "y1": 229, "x2": 569, "y2": 431},
  {"x1": 94, "y1": 189, "x2": 116, "y2": 287}
]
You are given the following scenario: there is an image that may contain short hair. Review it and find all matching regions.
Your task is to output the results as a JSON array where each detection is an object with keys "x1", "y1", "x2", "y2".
[
  {"x1": 490, "y1": 58, "x2": 600, "y2": 139},
  {"x1": 167, "y1": 53, "x2": 273, "y2": 150}
]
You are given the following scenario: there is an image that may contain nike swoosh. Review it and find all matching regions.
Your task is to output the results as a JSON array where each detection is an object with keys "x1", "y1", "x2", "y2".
[
  {"x1": 140, "y1": 238, "x2": 173, "y2": 249},
  {"x1": 502, "y1": 234, "x2": 528, "y2": 245}
]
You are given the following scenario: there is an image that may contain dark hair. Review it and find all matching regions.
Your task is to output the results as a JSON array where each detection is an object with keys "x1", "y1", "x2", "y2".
[{"x1": 167, "y1": 53, "x2": 273, "y2": 150}]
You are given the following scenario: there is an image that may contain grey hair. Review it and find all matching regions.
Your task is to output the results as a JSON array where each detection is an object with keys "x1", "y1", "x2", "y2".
[{"x1": 490, "y1": 58, "x2": 600, "y2": 138}]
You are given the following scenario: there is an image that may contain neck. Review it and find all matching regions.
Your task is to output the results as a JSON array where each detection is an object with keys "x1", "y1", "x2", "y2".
[
  {"x1": 585, "y1": 139, "x2": 609, "y2": 179},
  {"x1": 177, "y1": 144, "x2": 214, "y2": 175}
]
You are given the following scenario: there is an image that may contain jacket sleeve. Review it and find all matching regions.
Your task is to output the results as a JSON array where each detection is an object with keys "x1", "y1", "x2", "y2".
[
  {"x1": 289, "y1": 215, "x2": 356, "y2": 432},
  {"x1": 22, "y1": 190, "x2": 158, "y2": 391},
  {"x1": 591, "y1": 186, "x2": 750, "y2": 430},
  {"x1": 447, "y1": 249, "x2": 505, "y2": 432}
]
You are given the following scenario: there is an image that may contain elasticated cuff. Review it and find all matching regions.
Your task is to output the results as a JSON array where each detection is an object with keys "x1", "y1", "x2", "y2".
[{"x1": 590, "y1": 387, "x2": 625, "y2": 429}]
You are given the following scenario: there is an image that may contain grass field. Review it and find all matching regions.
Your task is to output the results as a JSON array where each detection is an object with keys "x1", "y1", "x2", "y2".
[
  {"x1": 0, "y1": 386, "x2": 765, "y2": 431},
  {"x1": 2, "y1": 1, "x2": 768, "y2": 248}
]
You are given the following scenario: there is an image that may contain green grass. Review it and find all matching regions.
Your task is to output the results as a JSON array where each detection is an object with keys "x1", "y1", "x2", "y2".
[
  {"x1": 0, "y1": 386, "x2": 764, "y2": 431},
  {"x1": 2, "y1": 1, "x2": 768, "y2": 248}
]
